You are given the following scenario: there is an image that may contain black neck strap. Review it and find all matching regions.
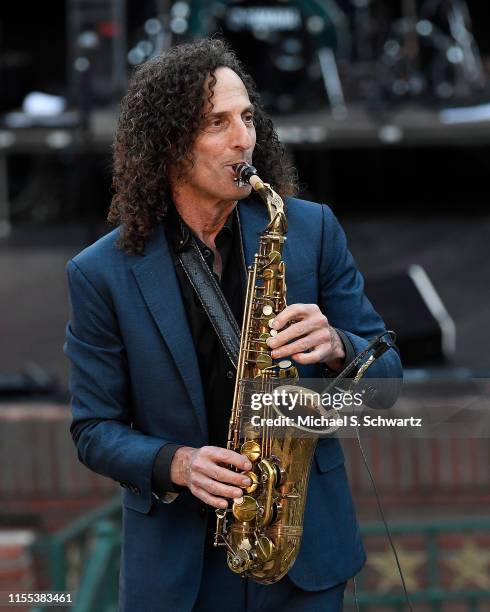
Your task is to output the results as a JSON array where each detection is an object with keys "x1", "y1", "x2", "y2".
[{"x1": 177, "y1": 235, "x2": 241, "y2": 368}]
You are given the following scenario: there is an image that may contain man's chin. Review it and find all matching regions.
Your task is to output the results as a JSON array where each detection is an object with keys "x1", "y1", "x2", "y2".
[
  {"x1": 214, "y1": 183, "x2": 252, "y2": 204},
  {"x1": 235, "y1": 185, "x2": 253, "y2": 200}
]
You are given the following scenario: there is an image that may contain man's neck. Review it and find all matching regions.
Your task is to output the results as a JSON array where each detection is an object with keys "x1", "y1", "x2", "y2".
[{"x1": 173, "y1": 197, "x2": 236, "y2": 248}]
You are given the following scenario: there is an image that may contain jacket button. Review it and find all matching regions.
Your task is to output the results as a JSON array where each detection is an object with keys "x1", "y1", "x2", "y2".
[
  {"x1": 199, "y1": 505, "x2": 207, "y2": 516},
  {"x1": 226, "y1": 371, "x2": 234, "y2": 379}
]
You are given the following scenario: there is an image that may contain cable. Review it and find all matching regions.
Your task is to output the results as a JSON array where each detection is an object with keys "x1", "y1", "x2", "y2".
[
  {"x1": 324, "y1": 331, "x2": 397, "y2": 393},
  {"x1": 353, "y1": 574, "x2": 360, "y2": 612},
  {"x1": 323, "y1": 330, "x2": 409, "y2": 609},
  {"x1": 353, "y1": 419, "x2": 414, "y2": 611}
]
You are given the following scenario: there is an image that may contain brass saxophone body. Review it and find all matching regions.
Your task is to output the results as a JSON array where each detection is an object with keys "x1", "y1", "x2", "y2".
[
  {"x1": 213, "y1": 163, "x2": 396, "y2": 584},
  {"x1": 213, "y1": 163, "x2": 322, "y2": 584}
]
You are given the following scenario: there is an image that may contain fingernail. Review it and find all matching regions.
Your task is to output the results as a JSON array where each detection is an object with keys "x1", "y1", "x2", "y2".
[
  {"x1": 242, "y1": 478, "x2": 251, "y2": 486},
  {"x1": 245, "y1": 462, "x2": 252, "y2": 471}
]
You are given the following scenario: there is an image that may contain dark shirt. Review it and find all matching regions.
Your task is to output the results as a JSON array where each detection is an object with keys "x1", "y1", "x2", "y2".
[{"x1": 152, "y1": 204, "x2": 246, "y2": 496}]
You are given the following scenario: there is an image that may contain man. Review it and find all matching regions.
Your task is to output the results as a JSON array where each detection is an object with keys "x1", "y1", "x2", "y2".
[{"x1": 65, "y1": 38, "x2": 402, "y2": 611}]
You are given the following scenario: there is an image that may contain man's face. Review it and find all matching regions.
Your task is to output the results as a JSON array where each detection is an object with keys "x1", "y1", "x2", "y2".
[{"x1": 176, "y1": 66, "x2": 256, "y2": 206}]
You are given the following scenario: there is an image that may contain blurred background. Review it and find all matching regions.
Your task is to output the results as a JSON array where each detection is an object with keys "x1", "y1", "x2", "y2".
[{"x1": 1, "y1": 1, "x2": 489, "y2": 610}]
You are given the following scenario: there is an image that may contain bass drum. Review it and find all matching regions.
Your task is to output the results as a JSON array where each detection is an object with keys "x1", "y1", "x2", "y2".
[{"x1": 187, "y1": 0, "x2": 351, "y2": 114}]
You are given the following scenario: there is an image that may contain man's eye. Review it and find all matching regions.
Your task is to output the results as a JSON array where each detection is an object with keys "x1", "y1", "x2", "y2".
[
  {"x1": 211, "y1": 119, "x2": 223, "y2": 127},
  {"x1": 244, "y1": 114, "x2": 254, "y2": 124}
]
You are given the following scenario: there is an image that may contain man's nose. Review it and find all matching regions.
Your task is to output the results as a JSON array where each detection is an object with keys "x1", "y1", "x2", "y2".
[{"x1": 230, "y1": 119, "x2": 254, "y2": 150}]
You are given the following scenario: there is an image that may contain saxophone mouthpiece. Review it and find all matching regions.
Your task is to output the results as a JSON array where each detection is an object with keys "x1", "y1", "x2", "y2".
[{"x1": 234, "y1": 162, "x2": 263, "y2": 190}]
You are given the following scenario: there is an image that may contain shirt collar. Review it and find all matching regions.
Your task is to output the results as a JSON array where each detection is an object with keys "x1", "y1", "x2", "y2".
[{"x1": 166, "y1": 203, "x2": 235, "y2": 254}]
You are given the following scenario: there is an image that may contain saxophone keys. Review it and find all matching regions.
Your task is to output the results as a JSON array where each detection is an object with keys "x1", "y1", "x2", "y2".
[
  {"x1": 227, "y1": 548, "x2": 251, "y2": 573},
  {"x1": 258, "y1": 333, "x2": 270, "y2": 346},
  {"x1": 242, "y1": 470, "x2": 259, "y2": 494},
  {"x1": 258, "y1": 316, "x2": 274, "y2": 329},
  {"x1": 232, "y1": 495, "x2": 258, "y2": 522},
  {"x1": 278, "y1": 360, "x2": 292, "y2": 378},
  {"x1": 272, "y1": 463, "x2": 286, "y2": 487},
  {"x1": 271, "y1": 501, "x2": 283, "y2": 523},
  {"x1": 256, "y1": 353, "x2": 273, "y2": 370},
  {"x1": 278, "y1": 360, "x2": 298, "y2": 378},
  {"x1": 262, "y1": 305, "x2": 273, "y2": 316},
  {"x1": 268, "y1": 250, "x2": 281, "y2": 265},
  {"x1": 255, "y1": 536, "x2": 275, "y2": 563},
  {"x1": 241, "y1": 440, "x2": 261, "y2": 463}
]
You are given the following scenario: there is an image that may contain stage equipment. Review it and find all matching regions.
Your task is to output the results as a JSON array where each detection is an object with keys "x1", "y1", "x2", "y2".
[
  {"x1": 379, "y1": 0, "x2": 486, "y2": 101},
  {"x1": 67, "y1": 0, "x2": 128, "y2": 107},
  {"x1": 187, "y1": 0, "x2": 351, "y2": 114},
  {"x1": 365, "y1": 264, "x2": 455, "y2": 366}
]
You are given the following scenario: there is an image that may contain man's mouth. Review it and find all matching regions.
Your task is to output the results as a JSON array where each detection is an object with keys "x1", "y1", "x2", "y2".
[
  {"x1": 226, "y1": 162, "x2": 252, "y2": 178},
  {"x1": 225, "y1": 164, "x2": 240, "y2": 176},
  {"x1": 226, "y1": 161, "x2": 251, "y2": 169}
]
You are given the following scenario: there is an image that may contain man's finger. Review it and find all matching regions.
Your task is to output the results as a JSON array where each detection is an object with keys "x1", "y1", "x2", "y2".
[
  {"x1": 192, "y1": 485, "x2": 228, "y2": 509},
  {"x1": 267, "y1": 320, "x2": 312, "y2": 349},
  {"x1": 271, "y1": 330, "x2": 326, "y2": 359},
  {"x1": 198, "y1": 476, "x2": 244, "y2": 500},
  {"x1": 206, "y1": 447, "x2": 252, "y2": 471},
  {"x1": 291, "y1": 346, "x2": 327, "y2": 365},
  {"x1": 203, "y1": 462, "x2": 252, "y2": 488},
  {"x1": 271, "y1": 303, "x2": 309, "y2": 330}
]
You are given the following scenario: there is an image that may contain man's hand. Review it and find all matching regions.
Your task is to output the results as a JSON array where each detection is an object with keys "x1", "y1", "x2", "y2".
[
  {"x1": 170, "y1": 446, "x2": 253, "y2": 509},
  {"x1": 266, "y1": 303, "x2": 345, "y2": 371}
]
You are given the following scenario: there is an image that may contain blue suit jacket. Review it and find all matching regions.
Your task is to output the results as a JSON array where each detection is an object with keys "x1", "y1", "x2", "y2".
[{"x1": 65, "y1": 197, "x2": 402, "y2": 610}]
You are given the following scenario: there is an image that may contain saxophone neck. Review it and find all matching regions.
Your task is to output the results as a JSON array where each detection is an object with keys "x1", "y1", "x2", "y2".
[
  {"x1": 263, "y1": 188, "x2": 288, "y2": 235},
  {"x1": 234, "y1": 162, "x2": 288, "y2": 234}
]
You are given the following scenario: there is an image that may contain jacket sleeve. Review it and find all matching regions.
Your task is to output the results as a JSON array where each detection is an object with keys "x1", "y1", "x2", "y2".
[
  {"x1": 64, "y1": 259, "x2": 177, "y2": 513},
  {"x1": 319, "y1": 205, "x2": 403, "y2": 407}
]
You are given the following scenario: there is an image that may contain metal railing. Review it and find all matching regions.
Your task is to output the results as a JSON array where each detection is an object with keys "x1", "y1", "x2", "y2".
[
  {"x1": 31, "y1": 502, "x2": 490, "y2": 611},
  {"x1": 346, "y1": 517, "x2": 490, "y2": 611},
  {"x1": 31, "y1": 496, "x2": 121, "y2": 612}
]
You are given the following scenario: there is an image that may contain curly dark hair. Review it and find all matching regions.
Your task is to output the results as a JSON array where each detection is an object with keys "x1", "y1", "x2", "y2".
[{"x1": 108, "y1": 37, "x2": 298, "y2": 254}]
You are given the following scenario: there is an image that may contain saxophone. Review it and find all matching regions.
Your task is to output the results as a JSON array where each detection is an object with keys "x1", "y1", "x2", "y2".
[
  {"x1": 213, "y1": 162, "x2": 332, "y2": 584},
  {"x1": 214, "y1": 162, "x2": 394, "y2": 584}
]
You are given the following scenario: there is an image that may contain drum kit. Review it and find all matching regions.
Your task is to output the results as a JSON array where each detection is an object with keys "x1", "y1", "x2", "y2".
[{"x1": 126, "y1": 0, "x2": 486, "y2": 114}]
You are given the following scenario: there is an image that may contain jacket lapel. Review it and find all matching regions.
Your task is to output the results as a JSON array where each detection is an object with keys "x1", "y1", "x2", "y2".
[{"x1": 130, "y1": 226, "x2": 208, "y2": 441}]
